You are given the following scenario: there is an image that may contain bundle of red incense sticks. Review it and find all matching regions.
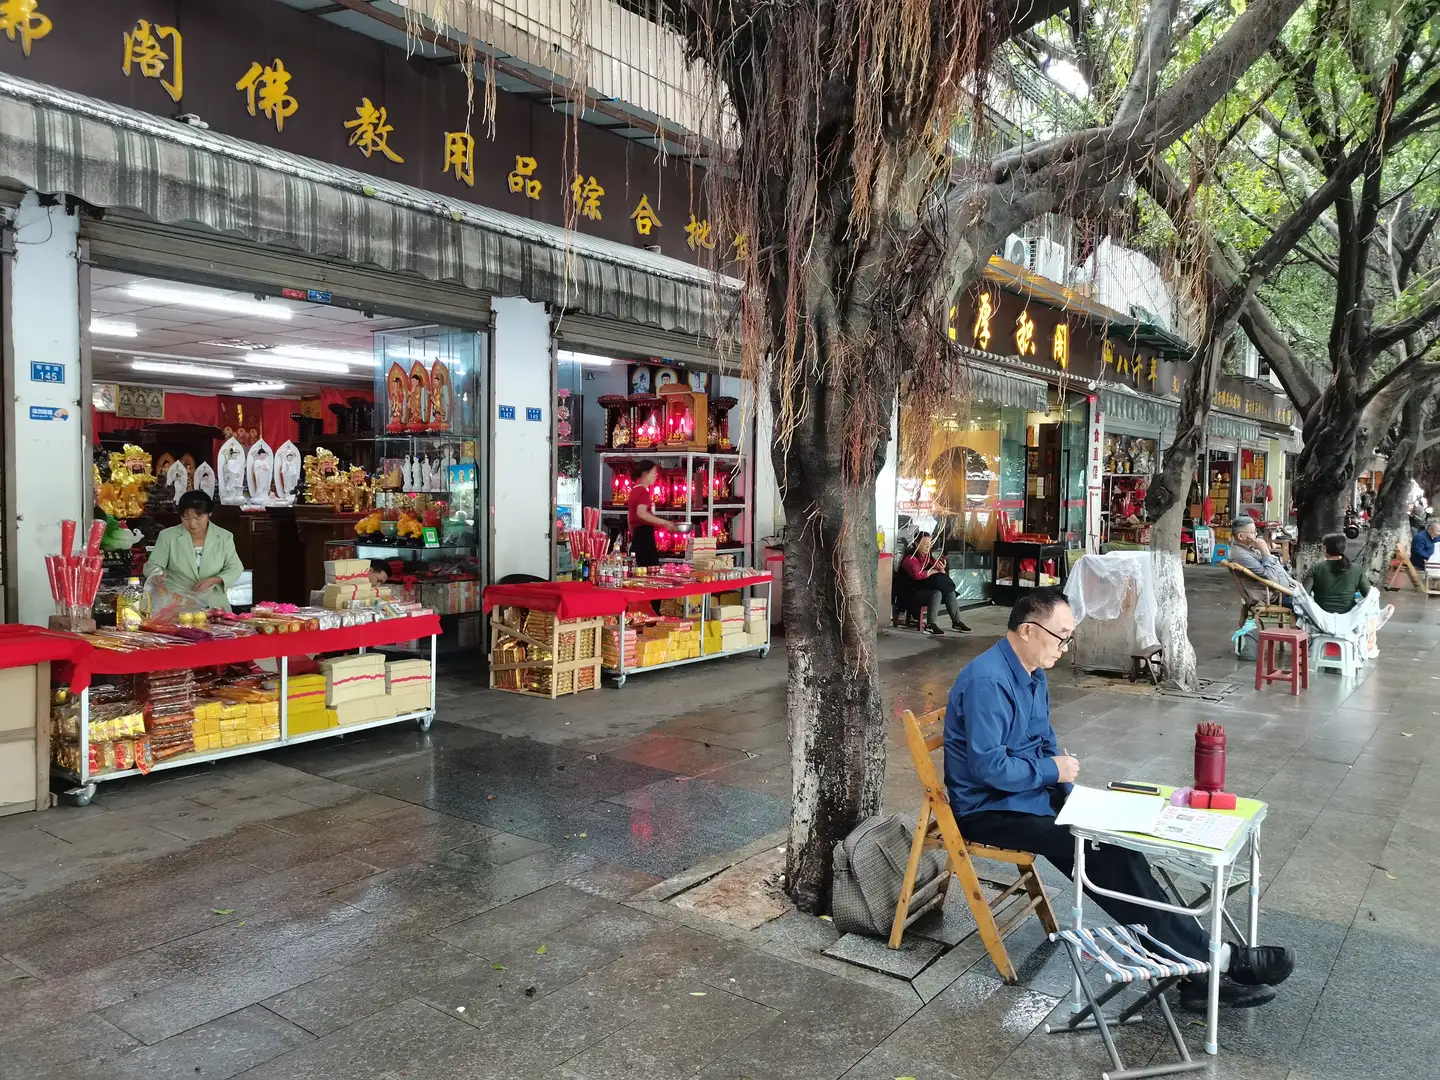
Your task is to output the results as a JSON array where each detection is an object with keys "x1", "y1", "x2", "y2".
[{"x1": 45, "y1": 519, "x2": 105, "y2": 623}]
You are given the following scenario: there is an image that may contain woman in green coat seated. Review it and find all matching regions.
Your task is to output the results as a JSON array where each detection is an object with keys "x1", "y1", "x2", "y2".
[
  {"x1": 1304, "y1": 532, "x2": 1371, "y2": 614},
  {"x1": 143, "y1": 490, "x2": 244, "y2": 611}
]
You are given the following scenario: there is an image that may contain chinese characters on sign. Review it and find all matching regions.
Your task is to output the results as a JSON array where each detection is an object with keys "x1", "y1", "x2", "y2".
[
  {"x1": 345, "y1": 98, "x2": 403, "y2": 163},
  {"x1": 972, "y1": 293, "x2": 994, "y2": 350},
  {"x1": 122, "y1": 19, "x2": 181, "y2": 102},
  {"x1": 630, "y1": 196, "x2": 661, "y2": 235},
  {"x1": 571, "y1": 175, "x2": 604, "y2": 221},
  {"x1": 443, "y1": 131, "x2": 476, "y2": 186},
  {"x1": 732, "y1": 233, "x2": 749, "y2": 260},
  {"x1": 684, "y1": 214, "x2": 715, "y2": 251},
  {"x1": 0, "y1": 0, "x2": 714, "y2": 260},
  {"x1": 1052, "y1": 324, "x2": 1069, "y2": 370},
  {"x1": 1015, "y1": 310, "x2": 1037, "y2": 356},
  {"x1": 0, "y1": 0, "x2": 49, "y2": 55},
  {"x1": 508, "y1": 156, "x2": 541, "y2": 200},
  {"x1": 1213, "y1": 389, "x2": 1242, "y2": 410},
  {"x1": 236, "y1": 60, "x2": 298, "y2": 131}
]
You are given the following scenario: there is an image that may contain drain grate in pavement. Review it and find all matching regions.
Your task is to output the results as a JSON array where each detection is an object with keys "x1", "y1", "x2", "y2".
[{"x1": 1159, "y1": 679, "x2": 1238, "y2": 702}]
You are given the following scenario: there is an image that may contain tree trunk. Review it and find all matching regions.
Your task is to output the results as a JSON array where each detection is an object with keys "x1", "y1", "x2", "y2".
[
  {"x1": 1291, "y1": 385, "x2": 1361, "y2": 546},
  {"x1": 1148, "y1": 497, "x2": 1198, "y2": 688},
  {"x1": 1361, "y1": 398, "x2": 1424, "y2": 577},
  {"x1": 778, "y1": 378, "x2": 890, "y2": 913},
  {"x1": 1145, "y1": 332, "x2": 1225, "y2": 691}
]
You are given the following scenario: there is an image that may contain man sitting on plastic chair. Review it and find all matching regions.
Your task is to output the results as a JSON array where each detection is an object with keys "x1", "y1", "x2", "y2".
[{"x1": 945, "y1": 589, "x2": 1295, "y2": 1014}]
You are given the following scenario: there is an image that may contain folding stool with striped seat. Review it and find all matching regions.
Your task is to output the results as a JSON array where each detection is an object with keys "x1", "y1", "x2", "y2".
[{"x1": 1043, "y1": 924, "x2": 1208, "y2": 1080}]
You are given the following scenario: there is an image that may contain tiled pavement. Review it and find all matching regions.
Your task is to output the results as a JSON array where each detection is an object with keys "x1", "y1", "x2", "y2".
[{"x1": 2, "y1": 566, "x2": 1438, "y2": 1079}]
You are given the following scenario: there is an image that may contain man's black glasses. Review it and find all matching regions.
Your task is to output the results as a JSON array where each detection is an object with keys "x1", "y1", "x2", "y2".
[{"x1": 1025, "y1": 621, "x2": 1073, "y2": 649}]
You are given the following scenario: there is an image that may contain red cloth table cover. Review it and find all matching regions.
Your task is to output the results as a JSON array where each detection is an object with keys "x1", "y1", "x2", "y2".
[
  {"x1": 483, "y1": 575, "x2": 774, "y2": 620},
  {"x1": 0, "y1": 624, "x2": 92, "y2": 672},
  {"x1": 53, "y1": 614, "x2": 442, "y2": 692},
  {"x1": 613, "y1": 574, "x2": 773, "y2": 610},
  {"x1": 482, "y1": 581, "x2": 630, "y2": 621}
]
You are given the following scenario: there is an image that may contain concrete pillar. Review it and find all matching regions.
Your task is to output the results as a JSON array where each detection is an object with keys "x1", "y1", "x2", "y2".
[
  {"x1": 6, "y1": 194, "x2": 84, "y2": 625},
  {"x1": 1265, "y1": 439, "x2": 1285, "y2": 521},
  {"x1": 489, "y1": 297, "x2": 553, "y2": 580},
  {"x1": 875, "y1": 402, "x2": 899, "y2": 553}
]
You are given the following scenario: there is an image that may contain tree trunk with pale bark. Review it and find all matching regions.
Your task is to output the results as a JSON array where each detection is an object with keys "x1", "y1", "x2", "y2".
[{"x1": 1146, "y1": 325, "x2": 1228, "y2": 690}]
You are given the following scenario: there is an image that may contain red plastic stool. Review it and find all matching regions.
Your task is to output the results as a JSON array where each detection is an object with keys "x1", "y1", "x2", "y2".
[{"x1": 1255, "y1": 626, "x2": 1309, "y2": 695}]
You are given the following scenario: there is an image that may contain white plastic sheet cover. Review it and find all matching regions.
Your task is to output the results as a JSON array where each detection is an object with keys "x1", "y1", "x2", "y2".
[{"x1": 1064, "y1": 552, "x2": 1160, "y2": 650}]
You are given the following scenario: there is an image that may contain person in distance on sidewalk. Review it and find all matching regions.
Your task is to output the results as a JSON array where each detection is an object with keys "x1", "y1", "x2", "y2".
[{"x1": 900, "y1": 532, "x2": 972, "y2": 635}]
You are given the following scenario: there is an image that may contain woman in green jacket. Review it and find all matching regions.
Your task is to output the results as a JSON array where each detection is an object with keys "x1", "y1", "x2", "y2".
[
  {"x1": 143, "y1": 490, "x2": 244, "y2": 611},
  {"x1": 1304, "y1": 532, "x2": 1371, "y2": 614}
]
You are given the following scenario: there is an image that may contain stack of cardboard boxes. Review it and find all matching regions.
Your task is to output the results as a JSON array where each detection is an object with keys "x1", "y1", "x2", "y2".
[
  {"x1": 322, "y1": 653, "x2": 389, "y2": 724},
  {"x1": 688, "y1": 536, "x2": 717, "y2": 569},
  {"x1": 745, "y1": 597, "x2": 769, "y2": 646},
  {"x1": 322, "y1": 559, "x2": 374, "y2": 610},
  {"x1": 317, "y1": 653, "x2": 434, "y2": 726},
  {"x1": 386, "y1": 659, "x2": 433, "y2": 714},
  {"x1": 717, "y1": 603, "x2": 748, "y2": 652},
  {"x1": 321, "y1": 559, "x2": 395, "y2": 611}
]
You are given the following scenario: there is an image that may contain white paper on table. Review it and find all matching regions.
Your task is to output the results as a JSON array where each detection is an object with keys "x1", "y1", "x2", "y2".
[
  {"x1": 1148, "y1": 807, "x2": 1244, "y2": 849},
  {"x1": 1055, "y1": 785, "x2": 1166, "y2": 833}
]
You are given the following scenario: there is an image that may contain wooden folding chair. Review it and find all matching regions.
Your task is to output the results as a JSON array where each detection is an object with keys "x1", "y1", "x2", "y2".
[
  {"x1": 1385, "y1": 541, "x2": 1425, "y2": 593},
  {"x1": 891, "y1": 708, "x2": 1059, "y2": 983},
  {"x1": 1220, "y1": 560, "x2": 1294, "y2": 629}
]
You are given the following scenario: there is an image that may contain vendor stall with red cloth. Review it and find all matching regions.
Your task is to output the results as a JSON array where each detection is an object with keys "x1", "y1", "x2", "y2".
[
  {"x1": 484, "y1": 571, "x2": 773, "y2": 689},
  {"x1": 45, "y1": 613, "x2": 442, "y2": 801}
]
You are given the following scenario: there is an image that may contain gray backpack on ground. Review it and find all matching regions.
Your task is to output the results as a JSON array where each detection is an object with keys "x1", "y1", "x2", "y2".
[{"x1": 831, "y1": 813, "x2": 949, "y2": 937}]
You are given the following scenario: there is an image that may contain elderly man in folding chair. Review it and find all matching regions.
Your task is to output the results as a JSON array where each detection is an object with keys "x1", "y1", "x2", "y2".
[
  {"x1": 1229, "y1": 517, "x2": 1296, "y2": 593},
  {"x1": 946, "y1": 588, "x2": 1295, "y2": 1012}
]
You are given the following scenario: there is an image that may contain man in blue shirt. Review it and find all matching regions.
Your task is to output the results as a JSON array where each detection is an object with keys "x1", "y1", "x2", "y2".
[
  {"x1": 945, "y1": 588, "x2": 1294, "y2": 1010},
  {"x1": 1412, "y1": 521, "x2": 1439, "y2": 572}
]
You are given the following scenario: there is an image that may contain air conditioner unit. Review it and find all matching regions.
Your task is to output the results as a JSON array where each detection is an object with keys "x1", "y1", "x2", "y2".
[
  {"x1": 1004, "y1": 235, "x2": 1034, "y2": 268},
  {"x1": 1004, "y1": 235, "x2": 1068, "y2": 284}
]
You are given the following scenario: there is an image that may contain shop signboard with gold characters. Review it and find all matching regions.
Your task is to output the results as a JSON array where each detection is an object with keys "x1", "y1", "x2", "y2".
[
  {"x1": 950, "y1": 286, "x2": 1165, "y2": 392},
  {"x1": 0, "y1": 0, "x2": 734, "y2": 265}
]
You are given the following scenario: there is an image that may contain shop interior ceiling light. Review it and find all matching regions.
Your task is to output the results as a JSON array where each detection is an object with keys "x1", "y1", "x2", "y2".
[
  {"x1": 132, "y1": 359, "x2": 235, "y2": 380},
  {"x1": 232, "y1": 381, "x2": 286, "y2": 393},
  {"x1": 245, "y1": 354, "x2": 350, "y2": 375},
  {"x1": 556, "y1": 350, "x2": 615, "y2": 366},
  {"x1": 90, "y1": 318, "x2": 138, "y2": 338},
  {"x1": 259, "y1": 344, "x2": 377, "y2": 366},
  {"x1": 202, "y1": 338, "x2": 273, "y2": 350},
  {"x1": 95, "y1": 346, "x2": 236, "y2": 367},
  {"x1": 128, "y1": 282, "x2": 294, "y2": 320}
]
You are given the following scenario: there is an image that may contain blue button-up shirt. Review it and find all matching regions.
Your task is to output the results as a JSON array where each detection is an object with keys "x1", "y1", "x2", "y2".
[
  {"x1": 944, "y1": 637, "x2": 1063, "y2": 818},
  {"x1": 1413, "y1": 529, "x2": 1435, "y2": 566}
]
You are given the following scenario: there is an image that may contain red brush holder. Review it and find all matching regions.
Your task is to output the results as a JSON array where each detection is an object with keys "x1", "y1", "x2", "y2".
[{"x1": 1194, "y1": 732, "x2": 1226, "y2": 792}]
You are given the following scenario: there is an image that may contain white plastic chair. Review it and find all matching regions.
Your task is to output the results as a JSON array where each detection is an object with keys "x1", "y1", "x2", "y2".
[{"x1": 1312, "y1": 634, "x2": 1361, "y2": 679}]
